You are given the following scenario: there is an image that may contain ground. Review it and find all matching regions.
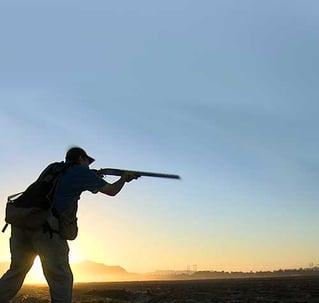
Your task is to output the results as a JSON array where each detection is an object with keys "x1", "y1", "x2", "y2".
[{"x1": 12, "y1": 276, "x2": 319, "y2": 303}]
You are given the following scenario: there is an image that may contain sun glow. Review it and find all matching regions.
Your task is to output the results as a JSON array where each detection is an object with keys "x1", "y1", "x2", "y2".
[
  {"x1": 24, "y1": 248, "x2": 83, "y2": 284},
  {"x1": 69, "y1": 248, "x2": 83, "y2": 263},
  {"x1": 25, "y1": 256, "x2": 46, "y2": 284}
]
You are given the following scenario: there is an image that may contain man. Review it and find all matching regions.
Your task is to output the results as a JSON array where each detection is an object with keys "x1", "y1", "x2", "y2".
[{"x1": 0, "y1": 147, "x2": 139, "y2": 303}]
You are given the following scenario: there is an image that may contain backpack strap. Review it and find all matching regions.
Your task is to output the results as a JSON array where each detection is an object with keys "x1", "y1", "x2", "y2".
[
  {"x1": 2, "y1": 193, "x2": 24, "y2": 233},
  {"x1": 2, "y1": 224, "x2": 8, "y2": 233},
  {"x1": 43, "y1": 162, "x2": 75, "y2": 238}
]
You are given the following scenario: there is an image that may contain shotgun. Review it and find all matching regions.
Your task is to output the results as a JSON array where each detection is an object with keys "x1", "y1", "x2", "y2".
[{"x1": 96, "y1": 168, "x2": 180, "y2": 180}]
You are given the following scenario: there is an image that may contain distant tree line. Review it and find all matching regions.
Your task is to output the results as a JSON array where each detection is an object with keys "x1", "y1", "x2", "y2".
[{"x1": 148, "y1": 267, "x2": 319, "y2": 280}]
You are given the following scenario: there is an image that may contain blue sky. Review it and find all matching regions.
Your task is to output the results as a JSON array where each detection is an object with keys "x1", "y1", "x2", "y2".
[{"x1": 1, "y1": 0, "x2": 319, "y2": 275}]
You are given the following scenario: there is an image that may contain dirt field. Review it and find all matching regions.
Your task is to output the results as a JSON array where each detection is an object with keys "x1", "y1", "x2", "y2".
[{"x1": 12, "y1": 276, "x2": 319, "y2": 302}]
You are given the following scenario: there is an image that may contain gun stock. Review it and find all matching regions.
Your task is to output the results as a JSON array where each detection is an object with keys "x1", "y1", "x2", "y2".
[{"x1": 97, "y1": 168, "x2": 180, "y2": 180}]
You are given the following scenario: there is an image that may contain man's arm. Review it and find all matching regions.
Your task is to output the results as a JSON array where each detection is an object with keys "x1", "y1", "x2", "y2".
[{"x1": 99, "y1": 171, "x2": 139, "y2": 196}]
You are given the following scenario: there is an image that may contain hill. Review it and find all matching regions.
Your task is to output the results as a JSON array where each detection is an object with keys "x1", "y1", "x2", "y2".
[{"x1": 71, "y1": 260, "x2": 141, "y2": 282}]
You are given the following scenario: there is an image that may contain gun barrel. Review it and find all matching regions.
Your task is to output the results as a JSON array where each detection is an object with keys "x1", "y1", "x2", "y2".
[{"x1": 98, "y1": 168, "x2": 180, "y2": 180}]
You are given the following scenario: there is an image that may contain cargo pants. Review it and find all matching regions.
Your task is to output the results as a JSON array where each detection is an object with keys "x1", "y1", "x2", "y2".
[{"x1": 0, "y1": 226, "x2": 73, "y2": 303}]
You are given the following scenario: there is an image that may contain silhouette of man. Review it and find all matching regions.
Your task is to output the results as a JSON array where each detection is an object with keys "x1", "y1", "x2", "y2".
[{"x1": 0, "y1": 147, "x2": 139, "y2": 303}]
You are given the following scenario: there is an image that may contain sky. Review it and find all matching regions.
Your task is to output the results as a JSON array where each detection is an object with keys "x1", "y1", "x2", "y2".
[{"x1": 1, "y1": 0, "x2": 319, "y2": 283}]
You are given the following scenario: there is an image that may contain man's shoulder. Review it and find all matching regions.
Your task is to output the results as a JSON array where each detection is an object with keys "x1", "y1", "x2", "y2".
[
  {"x1": 65, "y1": 164, "x2": 106, "y2": 190},
  {"x1": 65, "y1": 164, "x2": 83, "y2": 173},
  {"x1": 67, "y1": 164, "x2": 97, "y2": 176}
]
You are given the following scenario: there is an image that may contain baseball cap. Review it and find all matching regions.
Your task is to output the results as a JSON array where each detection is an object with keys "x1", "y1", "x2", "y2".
[{"x1": 65, "y1": 147, "x2": 95, "y2": 164}]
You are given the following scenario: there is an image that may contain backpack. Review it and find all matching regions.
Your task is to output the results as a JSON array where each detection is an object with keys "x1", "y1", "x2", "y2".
[{"x1": 2, "y1": 161, "x2": 69, "y2": 233}]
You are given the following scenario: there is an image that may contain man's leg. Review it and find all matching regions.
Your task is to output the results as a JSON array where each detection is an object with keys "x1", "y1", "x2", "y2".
[
  {"x1": 33, "y1": 231, "x2": 73, "y2": 303},
  {"x1": 0, "y1": 227, "x2": 36, "y2": 303}
]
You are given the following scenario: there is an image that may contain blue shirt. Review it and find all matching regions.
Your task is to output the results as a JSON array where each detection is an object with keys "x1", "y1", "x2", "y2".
[{"x1": 53, "y1": 164, "x2": 107, "y2": 211}]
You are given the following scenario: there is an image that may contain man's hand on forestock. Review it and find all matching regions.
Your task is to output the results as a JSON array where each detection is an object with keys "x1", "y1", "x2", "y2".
[{"x1": 122, "y1": 171, "x2": 140, "y2": 182}]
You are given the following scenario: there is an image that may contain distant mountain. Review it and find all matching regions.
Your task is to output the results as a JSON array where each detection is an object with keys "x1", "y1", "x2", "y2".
[
  {"x1": 71, "y1": 260, "x2": 141, "y2": 282},
  {"x1": 73, "y1": 260, "x2": 127, "y2": 275}
]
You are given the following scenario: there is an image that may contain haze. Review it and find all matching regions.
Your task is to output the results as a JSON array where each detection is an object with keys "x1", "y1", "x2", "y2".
[{"x1": 1, "y1": 0, "x2": 319, "y2": 284}]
